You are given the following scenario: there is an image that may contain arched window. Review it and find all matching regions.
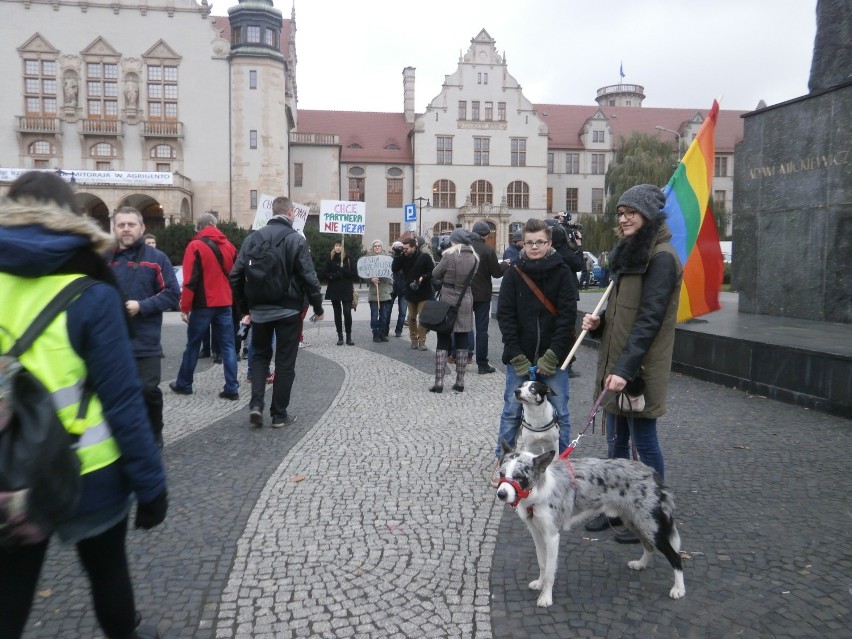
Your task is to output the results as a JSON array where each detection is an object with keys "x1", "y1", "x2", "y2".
[
  {"x1": 90, "y1": 142, "x2": 117, "y2": 157},
  {"x1": 28, "y1": 140, "x2": 53, "y2": 155},
  {"x1": 507, "y1": 181, "x2": 529, "y2": 209},
  {"x1": 433, "y1": 222, "x2": 454, "y2": 236},
  {"x1": 150, "y1": 144, "x2": 176, "y2": 159},
  {"x1": 470, "y1": 180, "x2": 493, "y2": 206},
  {"x1": 432, "y1": 180, "x2": 456, "y2": 208}
]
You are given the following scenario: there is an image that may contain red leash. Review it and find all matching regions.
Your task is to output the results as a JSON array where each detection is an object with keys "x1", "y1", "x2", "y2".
[{"x1": 559, "y1": 388, "x2": 611, "y2": 461}]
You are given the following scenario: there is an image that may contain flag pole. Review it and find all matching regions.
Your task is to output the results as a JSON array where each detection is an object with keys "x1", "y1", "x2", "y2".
[{"x1": 560, "y1": 280, "x2": 615, "y2": 371}]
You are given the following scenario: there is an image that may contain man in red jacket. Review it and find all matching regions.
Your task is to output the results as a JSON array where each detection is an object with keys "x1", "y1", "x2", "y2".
[{"x1": 169, "y1": 213, "x2": 240, "y2": 400}]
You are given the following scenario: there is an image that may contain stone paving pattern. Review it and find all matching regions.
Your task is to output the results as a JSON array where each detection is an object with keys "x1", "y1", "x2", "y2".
[{"x1": 20, "y1": 306, "x2": 852, "y2": 638}]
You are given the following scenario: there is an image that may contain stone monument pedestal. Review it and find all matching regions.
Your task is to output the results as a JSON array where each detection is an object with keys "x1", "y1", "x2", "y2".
[{"x1": 733, "y1": 80, "x2": 851, "y2": 324}]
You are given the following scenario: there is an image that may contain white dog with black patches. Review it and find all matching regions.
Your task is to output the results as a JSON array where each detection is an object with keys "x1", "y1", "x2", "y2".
[
  {"x1": 496, "y1": 442, "x2": 686, "y2": 607},
  {"x1": 514, "y1": 381, "x2": 560, "y2": 457}
]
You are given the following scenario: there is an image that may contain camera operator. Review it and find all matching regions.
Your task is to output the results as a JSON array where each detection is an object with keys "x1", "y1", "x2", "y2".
[
  {"x1": 548, "y1": 212, "x2": 584, "y2": 274},
  {"x1": 391, "y1": 236, "x2": 435, "y2": 350}
]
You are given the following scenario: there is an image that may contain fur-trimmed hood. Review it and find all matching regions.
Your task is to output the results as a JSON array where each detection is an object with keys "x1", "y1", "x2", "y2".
[{"x1": 0, "y1": 197, "x2": 115, "y2": 277}]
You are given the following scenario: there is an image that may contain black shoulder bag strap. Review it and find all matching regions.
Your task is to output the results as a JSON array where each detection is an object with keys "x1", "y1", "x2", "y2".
[
  {"x1": 7, "y1": 277, "x2": 97, "y2": 358},
  {"x1": 199, "y1": 237, "x2": 230, "y2": 278},
  {"x1": 446, "y1": 263, "x2": 476, "y2": 310}
]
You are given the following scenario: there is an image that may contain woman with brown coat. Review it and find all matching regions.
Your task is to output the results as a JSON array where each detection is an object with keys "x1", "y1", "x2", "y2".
[
  {"x1": 429, "y1": 228, "x2": 478, "y2": 392},
  {"x1": 582, "y1": 184, "x2": 683, "y2": 540}
]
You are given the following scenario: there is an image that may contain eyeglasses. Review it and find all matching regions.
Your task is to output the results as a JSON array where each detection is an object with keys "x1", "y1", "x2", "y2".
[
  {"x1": 523, "y1": 240, "x2": 550, "y2": 248},
  {"x1": 616, "y1": 210, "x2": 637, "y2": 220}
]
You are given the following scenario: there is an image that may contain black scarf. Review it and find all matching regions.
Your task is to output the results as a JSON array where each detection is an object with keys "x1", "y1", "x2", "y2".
[{"x1": 609, "y1": 218, "x2": 664, "y2": 274}]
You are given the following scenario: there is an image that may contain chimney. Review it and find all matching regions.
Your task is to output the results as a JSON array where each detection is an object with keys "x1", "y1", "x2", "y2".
[{"x1": 403, "y1": 66, "x2": 415, "y2": 124}]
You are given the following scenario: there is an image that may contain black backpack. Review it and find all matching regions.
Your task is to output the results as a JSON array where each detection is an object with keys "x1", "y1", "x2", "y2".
[
  {"x1": 0, "y1": 277, "x2": 95, "y2": 546},
  {"x1": 243, "y1": 224, "x2": 294, "y2": 306}
]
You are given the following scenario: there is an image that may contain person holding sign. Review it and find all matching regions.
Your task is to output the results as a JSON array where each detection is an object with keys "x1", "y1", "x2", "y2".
[
  {"x1": 323, "y1": 241, "x2": 357, "y2": 346},
  {"x1": 365, "y1": 240, "x2": 393, "y2": 342}
]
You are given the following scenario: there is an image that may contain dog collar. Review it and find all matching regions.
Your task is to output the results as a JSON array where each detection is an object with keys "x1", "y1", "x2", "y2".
[
  {"x1": 499, "y1": 478, "x2": 531, "y2": 508},
  {"x1": 520, "y1": 417, "x2": 558, "y2": 433}
]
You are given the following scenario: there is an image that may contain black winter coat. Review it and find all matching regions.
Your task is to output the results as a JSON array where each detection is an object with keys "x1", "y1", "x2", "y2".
[
  {"x1": 497, "y1": 249, "x2": 578, "y2": 366},
  {"x1": 392, "y1": 249, "x2": 435, "y2": 303},
  {"x1": 323, "y1": 255, "x2": 356, "y2": 302},
  {"x1": 470, "y1": 236, "x2": 507, "y2": 302}
]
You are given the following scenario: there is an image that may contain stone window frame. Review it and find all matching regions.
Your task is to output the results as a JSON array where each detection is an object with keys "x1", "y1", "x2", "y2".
[
  {"x1": 470, "y1": 179, "x2": 492, "y2": 206},
  {"x1": 432, "y1": 179, "x2": 456, "y2": 208},
  {"x1": 511, "y1": 138, "x2": 527, "y2": 167},
  {"x1": 143, "y1": 46, "x2": 180, "y2": 122},
  {"x1": 507, "y1": 180, "x2": 529, "y2": 209},
  {"x1": 474, "y1": 137, "x2": 490, "y2": 166},
  {"x1": 23, "y1": 57, "x2": 58, "y2": 116},
  {"x1": 437, "y1": 136, "x2": 453, "y2": 165}
]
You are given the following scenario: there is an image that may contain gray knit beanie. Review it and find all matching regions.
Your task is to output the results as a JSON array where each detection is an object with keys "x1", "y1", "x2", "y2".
[
  {"x1": 472, "y1": 221, "x2": 491, "y2": 237},
  {"x1": 449, "y1": 228, "x2": 471, "y2": 245},
  {"x1": 616, "y1": 184, "x2": 666, "y2": 221}
]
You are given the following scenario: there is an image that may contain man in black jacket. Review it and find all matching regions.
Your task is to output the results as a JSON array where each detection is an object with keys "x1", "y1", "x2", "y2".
[
  {"x1": 110, "y1": 206, "x2": 180, "y2": 450},
  {"x1": 230, "y1": 196, "x2": 325, "y2": 428},
  {"x1": 469, "y1": 221, "x2": 508, "y2": 373},
  {"x1": 492, "y1": 218, "x2": 578, "y2": 486},
  {"x1": 391, "y1": 236, "x2": 434, "y2": 350}
]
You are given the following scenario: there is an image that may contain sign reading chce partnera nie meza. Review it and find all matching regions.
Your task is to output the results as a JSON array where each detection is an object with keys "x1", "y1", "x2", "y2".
[{"x1": 320, "y1": 200, "x2": 366, "y2": 235}]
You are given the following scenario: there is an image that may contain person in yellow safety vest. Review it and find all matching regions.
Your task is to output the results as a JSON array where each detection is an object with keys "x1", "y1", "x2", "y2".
[{"x1": 0, "y1": 171, "x2": 167, "y2": 639}]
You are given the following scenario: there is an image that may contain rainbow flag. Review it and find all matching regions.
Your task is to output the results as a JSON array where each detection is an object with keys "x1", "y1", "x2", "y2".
[{"x1": 662, "y1": 100, "x2": 725, "y2": 322}]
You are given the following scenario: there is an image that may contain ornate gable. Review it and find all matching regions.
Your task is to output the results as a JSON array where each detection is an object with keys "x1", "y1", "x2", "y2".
[
  {"x1": 463, "y1": 29, "x2": 503, "y2": 65},
  {"x1": 143, "y1": 40, "x2": 182, "y2": 62},
  {"x1": 18, "y1": 33, "x2": 59, "y2": 55},
  {"x1": 81, "y1": 36, "x2": 120, "y2": 59}
]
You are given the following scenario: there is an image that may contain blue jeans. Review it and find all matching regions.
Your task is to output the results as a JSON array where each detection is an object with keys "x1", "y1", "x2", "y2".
[
  {"x1": 606, "y1": 413, "x2": 665, "y2": 479},
  {"x1": 370, "y1": 300, "x2": 392, "y2": 335},
  {"x1": 473, "y1": 300, "x2": 492, "y2": 366},
  {"x1": 496, "y1": 365, "x2": 571, "y2": 457},
  {"x1": 251, "y1": 314, "x2": 300, "y2": 421},
  {"x1": 388, "y1": 292, "x2": 407, "y2": 335},
  {"x1": 175, "y1": 306, "x2": 238, "y2": 394}
]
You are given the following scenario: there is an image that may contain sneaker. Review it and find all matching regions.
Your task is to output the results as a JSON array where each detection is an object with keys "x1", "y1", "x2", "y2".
[
  {"x1": 417, "y1": 341, "x2": 428, "y2": 351},
  {"x1": 489, "y1": 460, "x2": 502, "y2": 488},
  {"x1": 394, "y1": 332, "x2": 402, "y2": 338},
  {"x1": 168, "y1": 381, "x2": 192, "y2": 395},
  {"x1": 218, "y1": 391, "x2": 239, "y2": 401},
  {"x1": 249, "y1": 408, "x2": 263, "y2": 427},
  {"x1": 410, "y1": 341, "x2": 418, "y2": 349},
  {"x1": 298, "y1": 342, "x2": 306, "y2": 349},
  {"x1": 271, "y1": 415, "x2": 297, "y2": 428},
  {"x1": 478, "y1": 364, "x2": 497, "y2": 375}
]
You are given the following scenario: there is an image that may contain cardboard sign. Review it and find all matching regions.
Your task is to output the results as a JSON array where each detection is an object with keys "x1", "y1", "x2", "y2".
[
  {"x1": 357, "y1": 255, "x2": 393, "y2": 280},
  {"x1": 320, "y1": 200, "x2": 366, "y2": 235},
  {"x1": 252, "y1": 193, "x2": 276, "y2": 230}
]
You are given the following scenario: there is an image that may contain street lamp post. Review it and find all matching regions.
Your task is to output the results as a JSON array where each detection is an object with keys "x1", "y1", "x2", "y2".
[
  {"x1": 414, "y1": 196, "x2": 430, "y2": 238},
  {"x1": 655, "y1": 126, "x2": 682, "y2": 161}
]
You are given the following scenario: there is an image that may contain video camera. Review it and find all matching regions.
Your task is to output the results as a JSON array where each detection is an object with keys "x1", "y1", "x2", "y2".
[{"x1": 560, "y1": 213, "x2": 583, "y2": 243}]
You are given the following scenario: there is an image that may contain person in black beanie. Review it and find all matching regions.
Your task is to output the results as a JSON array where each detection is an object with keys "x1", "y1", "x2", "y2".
[{"x1": 0, "y1": 171, "x2": 167, "y2": 639}]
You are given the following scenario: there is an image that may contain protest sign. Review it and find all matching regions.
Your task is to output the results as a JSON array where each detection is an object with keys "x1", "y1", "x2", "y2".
[
  {"x1": 357, "y1": 255, "x2": 393, "y2": 280},
  {"x1": 320, "y1": 200, "x2": 366, "y2": 235},
  {"x1": 252, "y1": 193, "x2": 276, "y2": 230}
]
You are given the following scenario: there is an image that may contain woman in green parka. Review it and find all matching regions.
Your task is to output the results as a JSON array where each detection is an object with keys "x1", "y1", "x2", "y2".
[{"x1": 582, "y1": 184, "x2": 683, "y2": 503}]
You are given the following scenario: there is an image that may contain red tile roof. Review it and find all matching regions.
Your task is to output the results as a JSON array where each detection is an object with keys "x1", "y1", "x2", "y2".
[
  {"x1": 296, "y1": 110, "x2": 414, "y2": 164},
  {"x1": 535, "y1": 103, "x2": 746, "y2": 152}
]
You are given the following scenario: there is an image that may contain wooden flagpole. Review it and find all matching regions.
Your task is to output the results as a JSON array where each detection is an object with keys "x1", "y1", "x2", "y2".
[{"x1": 560, "y1": 280, "x2": 615, "y2": 371}]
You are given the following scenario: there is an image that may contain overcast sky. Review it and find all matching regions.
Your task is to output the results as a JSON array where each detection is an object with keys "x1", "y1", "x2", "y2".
[{"x1": 215, "y1": 0, "x2": 818, "y2": 113}]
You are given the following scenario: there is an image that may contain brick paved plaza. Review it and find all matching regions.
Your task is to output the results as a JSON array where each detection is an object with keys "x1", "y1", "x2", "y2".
[{"x1": 20, "y1": 309, "x2": 851, "y2": 638}]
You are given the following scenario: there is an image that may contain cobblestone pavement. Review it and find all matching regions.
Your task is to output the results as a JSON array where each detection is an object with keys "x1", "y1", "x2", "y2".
[{"x1": 20, "y1": 311, "x2": 852, "y2": 638}]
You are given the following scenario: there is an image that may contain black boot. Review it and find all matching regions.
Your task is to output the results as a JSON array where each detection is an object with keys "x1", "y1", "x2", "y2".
[
  {"x1": 346, "y1": 334, "x2": 354, "y2": 345},
  {"x1": 337, "y1": 333, "x2": 344, "y2": 346}
]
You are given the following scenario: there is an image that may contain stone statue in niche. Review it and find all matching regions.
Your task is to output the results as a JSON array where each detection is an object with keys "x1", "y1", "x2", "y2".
[
  {"x1": 63, "y1": 77, "x2": 78, "y2": 106},
  {"x1": 124, "y1": 80, "x2": 138, "y2": 107}
]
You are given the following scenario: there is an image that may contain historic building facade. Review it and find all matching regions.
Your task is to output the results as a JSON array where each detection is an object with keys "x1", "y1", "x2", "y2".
[{"x1": 0, "y1": 3, "x2": 742, "y2": 251}]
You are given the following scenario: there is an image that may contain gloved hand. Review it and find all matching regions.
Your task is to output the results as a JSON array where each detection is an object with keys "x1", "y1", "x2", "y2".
[
  {"x1": 510, "y1": 354, "x2": 533, "y2": 377},
  {"x1": 536, "y1": 349, "x2": 560, "y2": 376},
  {"x1": 135, "y1": 489, "x2": 168, "y2": 530}
]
